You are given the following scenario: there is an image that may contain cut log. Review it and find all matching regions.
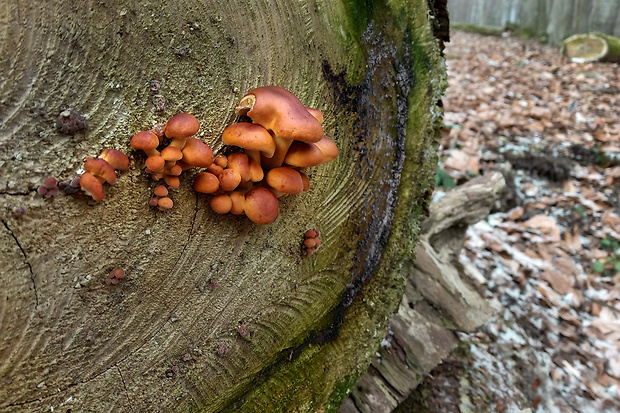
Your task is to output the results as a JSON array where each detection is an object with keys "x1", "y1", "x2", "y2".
[
  {"x1": 0, "y1": 0, "x2": 449, "y2": 411},
  {"x1": 561, "y1": 33, "x2": 620, "y2": 63},
  {"x1": 341, "y1": 172, "x2": 505, "y2": 412}
]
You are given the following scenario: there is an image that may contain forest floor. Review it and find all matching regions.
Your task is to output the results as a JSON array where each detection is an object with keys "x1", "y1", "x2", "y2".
[{"x1": 411, "y1": 30, "x2": 620, "y2": 412}]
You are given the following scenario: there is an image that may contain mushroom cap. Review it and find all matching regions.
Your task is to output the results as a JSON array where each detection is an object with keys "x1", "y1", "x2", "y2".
[
  {"x1": 182, "y1": 137, "x2": 214, "y2": 168},
  {"x1": 167, "y1": 164, "x2": 183, "y2": 176},
  {"x1": 227, "y1": 153, "x2": 251, "y2": 182},
  {"x1": 305, "y1": 229, "x2": 318, "y2": 238},
  {"x1": 130, "y1": 131, "x2": 160, "y2": 152},
  {"x1": 235, "y1": 86, "x2": 323, "y2": 143},
  {"x1": 80, "y1": 172, "x2": 105, "y2": 201},
  {"x1": 210, "y1": 194, "x2": 232, "y2": 214},
  {"x1": 164, "y1": 113, "x2": 200, "y2": 139},
  {"x1": 304, "y1": 238, "x2": 319, "y2": 248},
  {"x1": 229, "y1": 191, "x2": 245, "y2": 215},
  {"x1": 265, "y1": 167, "x2": 303, "y2": 194},
  {"x1": 43, "y1": 177, "x2": 58, "y2": 188},
  {"x1": 207, "y1": 164, "x2": 224, "y2": 177},
  {"x1": 193, "y1": 172, "x2": 220, "y2": 194},
  {"x1": 222, "y1": 123, "x2": 276, "y2": 157},
  {"x1": 284, "y1": 141, "x2": 324, "y2": 167},
  {"x1": 84, "y1": 158, "x2": 117, "y2": 184},
  {"x1": 153, "y1": 185, "x2": 168, "y2": 197},
  {"x1": 214, "y1": 154, "x2": 228, "y2": 168},
  {"x1": 161, "y1": 146, "x2": 183, "y2": 162},
  {"x1": 219, "y1": 169, "x2": 241, "y2": 192},
  {"x1": 305, "y1": 106, "x2": 324, "y2": 123},
  {"x1": 99, "y1": 149, "x2": 130, "y2": 170},
  {"x1": 164, "y1": 175, "x2": 180, "y2": 189},
  {"x1": 157, "y1": 197, "x2": 174, "y2": 210},
  {"x1": 244, "y1": 187, "x2": 279, "y2": 225},
  {"x1": 314, "y1": 136, "x2": 339, "y2": 163},
  {"x1": 145, "y1": 155, "x2": 165, "y2": 172}
]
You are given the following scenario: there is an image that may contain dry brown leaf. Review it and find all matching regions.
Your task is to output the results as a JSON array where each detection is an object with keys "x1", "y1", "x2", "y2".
[{"x1": 524, "y1": 215, "x2": 561, "y2": 241}]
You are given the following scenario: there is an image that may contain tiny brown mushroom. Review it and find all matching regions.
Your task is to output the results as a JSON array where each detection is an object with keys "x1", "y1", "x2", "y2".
[
  {"x1": 221, "y1": 122, "x2": 276, "y2": 158},
  {"x1": 153, "y1": 185, "x2": 168, "y2": 197},
  {"x1": 99, "y1": 149, "x2": 130, "y2": 170},
  {"x1": 145, "y1": 155, "x2": 165, "y2": 172},
  {"x1": 284, "y1": 141, "x2": 324, "y2": 168}
]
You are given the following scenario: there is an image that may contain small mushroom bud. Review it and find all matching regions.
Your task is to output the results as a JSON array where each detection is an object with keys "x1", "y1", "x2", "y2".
[
  {"x1": 210, "y1": 194, "x2": 232, "y2": 214},
  {"x1": 214, "y1": 154, "x2": 228, "y2": 168},
  {"x1": 219, "y1": 169, "x2": 241, "y2": 192},
  {"x1": 193, "y1": 172, "x2": 220, "y2": 194},
  {"x1": 266, "y1": 167, "x2": 303, "y2": 194},
  {"x1": 227, "y1": 153, "x2": 251, "y2": 182},
  {"x1": 145, "y1": 156, "x2": 165, "y2": 172},
  {"x1": 153, "y1": 185, "x2": 168, "y2": 197}
]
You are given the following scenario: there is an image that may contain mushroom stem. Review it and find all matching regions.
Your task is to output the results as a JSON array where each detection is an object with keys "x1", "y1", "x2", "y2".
[
  {"x1": 261, "y1": 136, "x2": 292, "y2": 170},
  {"x1": 245, "y1": 149, "x2": 261, "y2": 166}
]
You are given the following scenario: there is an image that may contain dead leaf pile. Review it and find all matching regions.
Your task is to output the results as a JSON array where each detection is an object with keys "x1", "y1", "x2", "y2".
[{"x1": 427, "y1": 30, "x2": 620, "y2": 412}]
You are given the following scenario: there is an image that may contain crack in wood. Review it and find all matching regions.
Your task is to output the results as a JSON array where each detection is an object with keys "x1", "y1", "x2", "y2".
[
  {"x1": 116, "y1": 365, "x2": 133, "y2": 411},
  {"x1": 0, "y1": 191, "x2": 33, "y2": 196},
  {"x1": 2, "y1": 196, "x2": 202, "y2": 410},
  {"x1": 1, "y1": 217, "x2": 39, "y2": 308}
]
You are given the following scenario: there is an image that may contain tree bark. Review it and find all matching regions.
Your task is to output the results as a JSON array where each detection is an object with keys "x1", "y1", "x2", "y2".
[{"x1": 0, "y1": 1, "x2": 447, "y2": 411}]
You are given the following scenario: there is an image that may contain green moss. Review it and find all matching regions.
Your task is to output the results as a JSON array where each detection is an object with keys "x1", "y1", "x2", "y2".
[
  {"x1": 324, "y1": 374, "x2": 358, "y2": 412},
  {"x1": 451, "y1": 23, "x2": 504, "y2": 37},
  {"x1": 343, "y1": 0, "x2": 379, "y2": 38}
]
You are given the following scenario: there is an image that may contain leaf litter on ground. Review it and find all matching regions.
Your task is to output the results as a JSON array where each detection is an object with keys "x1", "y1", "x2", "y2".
[{"x1": 421, "y1": 30, "x2": 620, "y2": 413}]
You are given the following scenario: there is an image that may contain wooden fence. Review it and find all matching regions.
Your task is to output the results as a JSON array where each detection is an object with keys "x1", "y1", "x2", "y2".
[{"x1": 448, "y1": 0, "x2": 620, "y2": 45}]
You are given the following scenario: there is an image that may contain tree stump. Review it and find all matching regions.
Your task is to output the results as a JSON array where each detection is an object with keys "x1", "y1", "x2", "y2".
[
  {"x1": 561, "y1": 33, "x2": 620, "y2": 63},
  {"x1": 0, "y1": 1, "x2": 448, "y2": 411}
]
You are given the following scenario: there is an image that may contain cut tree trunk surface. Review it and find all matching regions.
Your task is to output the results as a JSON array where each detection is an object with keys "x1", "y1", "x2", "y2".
[
  {"x1": 0, "y1": 1, "x2": 447, "y2": 412},
  {"x1": 561, "y1": 33, "x2": 620, "y2": 63}
]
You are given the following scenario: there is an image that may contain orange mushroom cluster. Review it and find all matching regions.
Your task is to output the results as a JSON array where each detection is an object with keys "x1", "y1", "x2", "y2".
[
  {"x1": 302, "y1": 228, "x2": 321, "y2": 255},
  {"x1": 130, "y1": 113, "x2": 213, "y2": 207},
  {"x1": 192, "y1": 86, "x2": 338, "y2": 225},
  {"x1": 105, "y1": 268, "x2": 126, "y2": 285},
  {"x1": 79, "y1": 148, "x2": 130, "y2": 201}
]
